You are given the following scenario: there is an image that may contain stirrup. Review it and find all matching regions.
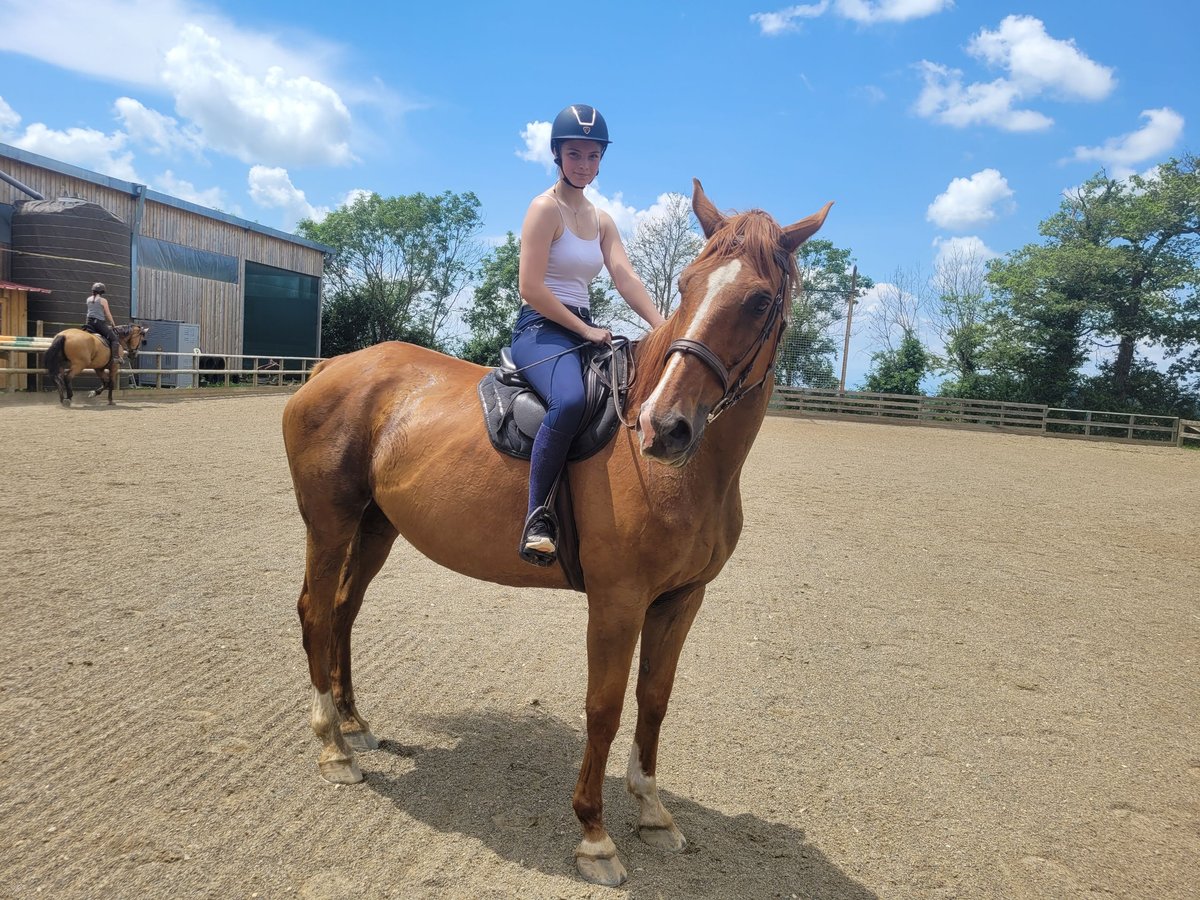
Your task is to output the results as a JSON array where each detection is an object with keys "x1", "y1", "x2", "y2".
[{"x1": 519, "y1": 506, "x2": 557, "y2": 567}]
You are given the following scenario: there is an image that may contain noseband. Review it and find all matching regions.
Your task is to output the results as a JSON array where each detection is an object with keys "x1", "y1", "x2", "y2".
[{"x1": 664, "y1": 258, "x2": 791, "y2": 423}]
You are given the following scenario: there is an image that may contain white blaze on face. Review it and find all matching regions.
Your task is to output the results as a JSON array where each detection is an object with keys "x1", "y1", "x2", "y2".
[{"x1": 639, "y1": 259, "x2": 742, "y2": 445}]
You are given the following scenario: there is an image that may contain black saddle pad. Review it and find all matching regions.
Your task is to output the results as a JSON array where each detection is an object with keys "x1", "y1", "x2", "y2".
[{"x1": 478, "y1": 341, "x2": 631, "y2": 462}]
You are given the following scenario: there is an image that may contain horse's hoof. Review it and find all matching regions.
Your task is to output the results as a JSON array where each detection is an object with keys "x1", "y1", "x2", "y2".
[
  {"x1": 576, "y1": 853, "x2": 627, "y2": 887},
  {"x1": 575, "y1": 837, "x2": 627, "y2": 886},
  {"x1": 318, "y1": 756, "x2": 363, "y2": 785},
  {"x1": 342, "y1": 728, "x2": 379, "y2": 752},
  {"x1": 638, "y1": 823, "x2": 687, "y2": 851}
]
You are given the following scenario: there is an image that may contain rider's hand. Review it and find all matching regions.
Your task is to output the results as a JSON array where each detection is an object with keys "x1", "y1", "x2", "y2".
[{"x1": 582, "y1": 324, "x2": 613, "y2": 345}]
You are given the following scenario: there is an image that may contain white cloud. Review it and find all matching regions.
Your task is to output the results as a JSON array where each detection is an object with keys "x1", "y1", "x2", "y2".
[
  {"x1": 752, "y1": 0, "x2": 951, "y2": 34},
  {"x1": 915, "y1": 16, "x2": 1115, "y2": 131},
  {"x1": 247, "y1": 165, "x2": 324, "y2": 226},
  {"x1": 517, "y1": 120, "x2": 554, "y2": 170},
  {"x1": 163, "y1": 25, "x2": 353, "y2": 167},
  {"x1": 8, "y1": 122, "x2": 140, "y2": 182},
  {"x1": 340, "y1": 188, "x2": 374, "y2": 208},
  {"x1": 586, "y1": 187, "x2": 640, "y2": 235},
  {"x1": 751, "y1": 3, "x2": 828, "y2": 36},
  {"x1": 114, "y1": 97, "x2": 203, "y2": 157},
  {"x1": 0, "y1": 95, "x2": 20, "y2": 137},
  {"x1": 153, "y1": 170, "x2": 226, "y2": 209},
  {"x1": 915, "y1": 63, "x2": 1052, "y2": 131},
  {"x1": 0, "y1": 1, "x2": 370, "y2": 169},
  {"x1": 0, "y1": 0, "x2": 345, "y2": 92},
  {"x1": 1071, "y1": 108, "x2": 1185, "y2": 176},
  {"x1": 932, "y1": 235, "x2": 998, "y2": 269},
  {"x1": 968, "y1": 15, "x2": 1115, "y2": 101},
  {"x1": 926, "y1": 168, "x2": 1014, "y2": 230}
]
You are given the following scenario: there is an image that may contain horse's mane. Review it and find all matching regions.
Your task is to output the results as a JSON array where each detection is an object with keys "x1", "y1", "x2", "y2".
[
  {"x1": 114, "y1": 324, "x2": 135, "y2": 336},
  {"x1": 630, "y1": 209, "x2": 796, "y2": 407}
]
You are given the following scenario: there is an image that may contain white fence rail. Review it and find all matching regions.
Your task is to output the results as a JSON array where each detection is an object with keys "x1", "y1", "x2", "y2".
[{"x1": 1, "y1": 343, "x2": 323, "y2": 394}]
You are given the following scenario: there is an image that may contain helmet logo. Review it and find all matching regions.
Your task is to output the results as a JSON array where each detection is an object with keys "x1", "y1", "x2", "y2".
[{"x1": 571, "y1": 105, "x2": 597, "y2": 130}]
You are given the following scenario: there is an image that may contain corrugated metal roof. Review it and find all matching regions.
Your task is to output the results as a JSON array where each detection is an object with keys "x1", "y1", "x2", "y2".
[{"x1": 0, "y1": 279, "x2": 52, "y2": 293}]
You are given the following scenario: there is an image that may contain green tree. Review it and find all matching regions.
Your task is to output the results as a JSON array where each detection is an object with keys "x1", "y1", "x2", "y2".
[
  {"x1": 931, "y1": 245, "x2": 992, "y2": 397},
  {"x1": 777, "y1": 239, "x2": 873, "y2": 388},
  {"x1": 984, "y1": 156, "x2": 1200, "y2": 412},
  {"x1": 862, "y1": 329, "x2": 930, "y2": 395},
  {"x1": 461, "y1": 233, "x2": 522, "y2": 366},
  {"x1": 298, "y1": 191, "x2": 484, "y2": 356}
]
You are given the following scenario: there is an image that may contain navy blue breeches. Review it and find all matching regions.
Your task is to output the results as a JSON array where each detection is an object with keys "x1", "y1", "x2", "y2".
[{"x1": 510, "y1": 304, "x2": 589, "y2": 435}]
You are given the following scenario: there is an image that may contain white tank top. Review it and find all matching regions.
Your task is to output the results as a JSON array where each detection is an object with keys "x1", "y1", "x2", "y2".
[{"x1": 543, "y1": 205, "x2": 603, "y2": 311}]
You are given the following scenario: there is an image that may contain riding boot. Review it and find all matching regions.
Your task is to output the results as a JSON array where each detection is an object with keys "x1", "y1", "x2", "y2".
[{"x1": 519, "y1": 423, "x2": 574, "y2": 566}]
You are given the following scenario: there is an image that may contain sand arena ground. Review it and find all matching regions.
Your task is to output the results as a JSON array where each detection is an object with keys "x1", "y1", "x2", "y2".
[{"x1": 0, "y1": 393, "x2": 1196, "y2": 899}]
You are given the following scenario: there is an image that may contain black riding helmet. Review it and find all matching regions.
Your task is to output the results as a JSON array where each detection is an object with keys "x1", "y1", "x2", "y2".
[{"x1": 550, "y1": 104, "x2": 611, "y2": 168}]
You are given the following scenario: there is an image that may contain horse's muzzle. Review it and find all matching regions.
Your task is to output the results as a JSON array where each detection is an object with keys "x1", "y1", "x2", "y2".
[{"x1": 637, "y1": 406, "x2": 704, "y2": 467}]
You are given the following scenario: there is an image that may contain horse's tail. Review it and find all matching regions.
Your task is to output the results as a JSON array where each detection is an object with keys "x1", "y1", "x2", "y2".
[
  {"x1": 310, "y1": 358, "x2": 331, "y2": 378},
  {"x1": 44, "y1": 334, "x2": 67, "y2": 375}
]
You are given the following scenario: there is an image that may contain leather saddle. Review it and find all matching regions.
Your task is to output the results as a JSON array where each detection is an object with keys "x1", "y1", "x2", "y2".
[
  {"x1": 477, "y1": 340, "x2": 631, "y2": 462},
  {"x1": 477, "y1": 340, "x2": 633, "y2": 593}
]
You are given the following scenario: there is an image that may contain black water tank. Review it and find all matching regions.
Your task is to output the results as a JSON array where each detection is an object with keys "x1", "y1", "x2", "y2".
[{"x1": 11, "y1": 198, "x2": 131, "y2": 332}]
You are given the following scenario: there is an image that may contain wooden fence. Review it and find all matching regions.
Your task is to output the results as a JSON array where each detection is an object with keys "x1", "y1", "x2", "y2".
[
  {"x1": 769, "y1": 386, "x2": 1185, "y2": 446},
  {"x1": 1179, "y1": 419, "x2": 1200, "y2": 448}
]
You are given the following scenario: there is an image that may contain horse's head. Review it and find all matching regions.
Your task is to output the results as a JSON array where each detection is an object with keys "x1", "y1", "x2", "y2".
[
  {"x1": 636, "y1": 179, "x2": 832, "y2": 466},
  {"x1": 118, "y1": 324, "x2": 150, "y2": 354}
]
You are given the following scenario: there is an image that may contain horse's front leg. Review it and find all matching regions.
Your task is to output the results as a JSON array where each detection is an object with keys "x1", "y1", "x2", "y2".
[
  {"x1": 573, "y1": 597, "x2": 644, "y2": 887},
  {"x1": 627, "y1": 584, "x2": 705, "y2": 851}
]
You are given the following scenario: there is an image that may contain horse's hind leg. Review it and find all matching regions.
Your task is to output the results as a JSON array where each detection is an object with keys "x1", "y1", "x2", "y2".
[
  {"x1": 54, "y1": 372, "x2": 69, "y2": 407},
  {"x1": 298, "y1": 522, "x2": 364, "y2": 784},
  {"x1": 332, "y1": 501, "x2": 398, "y2": 751},
  {"x1": 626, "y1": 585, "x2": 705, "y2": 851}
]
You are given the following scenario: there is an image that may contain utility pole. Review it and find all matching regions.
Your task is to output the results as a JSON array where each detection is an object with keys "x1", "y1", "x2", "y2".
[{"x1": 838, "y1": 265, "x2": 858, "y2": 393}]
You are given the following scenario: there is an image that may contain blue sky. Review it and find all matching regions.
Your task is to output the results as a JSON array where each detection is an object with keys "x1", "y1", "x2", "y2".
[{"x1": 1, "y1": 0, "x2": 1196, "y2": 385}]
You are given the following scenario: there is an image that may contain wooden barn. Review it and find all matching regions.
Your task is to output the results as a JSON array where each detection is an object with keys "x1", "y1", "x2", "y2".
[{"x1": 0, "y1": 142, "x2": 329, "y2": 363}]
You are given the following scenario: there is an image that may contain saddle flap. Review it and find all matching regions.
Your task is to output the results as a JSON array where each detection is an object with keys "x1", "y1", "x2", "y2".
[{"x1": 477, "y1": 340, "x2": 631, "y2": 463}]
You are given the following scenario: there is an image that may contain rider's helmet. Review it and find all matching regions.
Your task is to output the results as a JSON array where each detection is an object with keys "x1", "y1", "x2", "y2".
[
  {"x1": 91, "y1": 282, "x2": 106, "y2": 294},
  {"x1": 550, "y1": 104, "x2": 610, "y2": 166}
]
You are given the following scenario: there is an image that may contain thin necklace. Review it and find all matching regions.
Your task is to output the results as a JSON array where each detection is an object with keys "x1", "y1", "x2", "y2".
[{"x1": 555, "y1": 185, "x2": 586, "y2": 224}]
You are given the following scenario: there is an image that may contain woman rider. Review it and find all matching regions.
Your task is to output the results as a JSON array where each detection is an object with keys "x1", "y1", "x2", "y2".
[
  {"x1": 513, "y1": 104, "x2": 666, "y2": 565},
  {"x1": 85, "y1": 282, "x2": 121, "y2": 364}
]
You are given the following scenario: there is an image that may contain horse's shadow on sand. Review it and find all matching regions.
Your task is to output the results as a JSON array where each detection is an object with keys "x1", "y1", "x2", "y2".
[{"x1": 364, "y1": 710, "x2": 876, "y2": 899}]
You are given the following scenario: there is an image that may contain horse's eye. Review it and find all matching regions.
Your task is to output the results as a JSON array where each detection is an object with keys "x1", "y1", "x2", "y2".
[{"x1": 748, "y1": 293, "x2": 772, "y2": 315}]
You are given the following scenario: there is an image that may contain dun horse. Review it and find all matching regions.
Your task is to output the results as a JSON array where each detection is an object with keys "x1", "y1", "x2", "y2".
[
  {"x1": 282, "y1": 180, "x2": 831, "y2": 886},
  {"x1": 43, "y1": 324, "x2": 149, "y2": 407}
]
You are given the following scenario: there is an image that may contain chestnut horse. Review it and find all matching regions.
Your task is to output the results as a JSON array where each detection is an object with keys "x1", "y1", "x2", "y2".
[
  {"x1": 43, "y1": 324, "x2": 150, "y2": 407},
  {"x1": 282, "y1": 180, "x2": 831, "y2": 886}
]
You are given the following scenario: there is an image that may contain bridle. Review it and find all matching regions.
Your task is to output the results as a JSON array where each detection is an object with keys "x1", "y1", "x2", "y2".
[{"x1": 662, "y1": 251, "x2": 793, "y2": 423}]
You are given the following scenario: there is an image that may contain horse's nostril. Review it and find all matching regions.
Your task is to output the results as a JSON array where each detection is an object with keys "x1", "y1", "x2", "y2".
[{"x1": 665, "y1": 416, "x2": 692, "y2": 448}]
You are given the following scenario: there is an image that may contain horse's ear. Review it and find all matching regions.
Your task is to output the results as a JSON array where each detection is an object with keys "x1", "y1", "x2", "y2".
[
  {"x1": 692, "y1": 178, "x2": 726, "y2": 238},
  {"x1": 780, "y1": 201, "x2": 834, "y2": 254}
]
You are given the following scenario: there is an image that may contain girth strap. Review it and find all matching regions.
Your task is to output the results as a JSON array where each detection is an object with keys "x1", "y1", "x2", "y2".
[{"x1": 665, "y1": 339, "x2": 730, "y2": 393}]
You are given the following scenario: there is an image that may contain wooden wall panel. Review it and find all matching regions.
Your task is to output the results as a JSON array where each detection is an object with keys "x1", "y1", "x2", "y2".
[{"x1": 137, "y1": 268, "x2": 242, "y2": 356}]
